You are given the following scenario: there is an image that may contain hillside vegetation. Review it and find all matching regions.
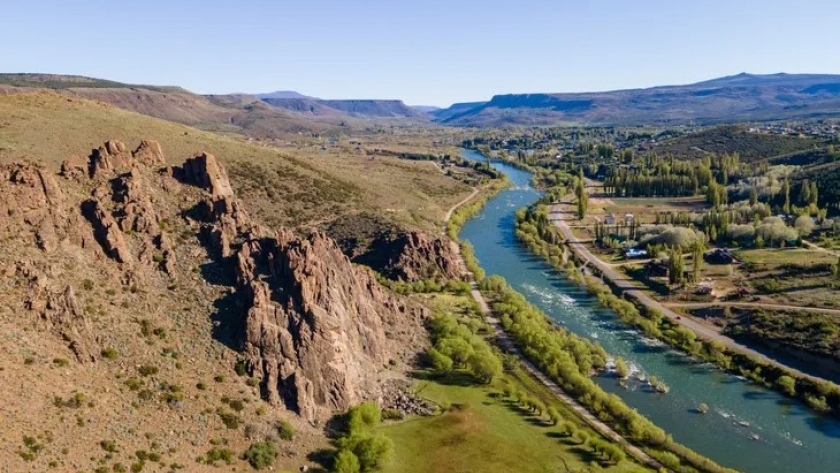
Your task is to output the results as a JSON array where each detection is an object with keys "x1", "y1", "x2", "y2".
[
  {"x1": 652, "y1": 125, "x2": 822, "y2": 162},
  {"x1": 0, "y1": 92, "x2": 472, "y2": 233}
]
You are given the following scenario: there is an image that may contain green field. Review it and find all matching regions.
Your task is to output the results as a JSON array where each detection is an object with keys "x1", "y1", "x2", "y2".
[
  {"x1": 734, "y1": 248, "x2": 836, "y2": 267},
  {"x1": 379, "y1": 371, "x2": 648, "y2": 473}
]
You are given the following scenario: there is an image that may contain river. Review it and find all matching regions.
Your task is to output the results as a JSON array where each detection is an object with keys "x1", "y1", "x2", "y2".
[{"x1": 458, "y1": 149, "x2": 840, "y2": 473}]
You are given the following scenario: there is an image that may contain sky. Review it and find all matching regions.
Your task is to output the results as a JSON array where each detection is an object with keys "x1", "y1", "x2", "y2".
[{"x1": 2, "y1": 0, "x2": 838, "y2": 106}]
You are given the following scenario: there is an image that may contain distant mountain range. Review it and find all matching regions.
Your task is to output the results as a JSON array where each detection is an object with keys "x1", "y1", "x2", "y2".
[
  {"x1": 5, "y1": 72, "x2": 840, "y2": 132},
  {"x1": 259, "y1": 96, "x2": 427, "y2": 119},
  {"x1": 0, "y1": 74, "x2": 429, "y2": 138},
  {"x1": 434, "y1": 73, "x2": 840, "y2": 126}
]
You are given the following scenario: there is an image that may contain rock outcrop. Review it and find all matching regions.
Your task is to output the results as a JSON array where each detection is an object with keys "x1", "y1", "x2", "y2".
[
  {"x1": 0, "y1": 163, "x2": 87, "y2": 252},
  {"x1": 388, "y1": 231, "x2": 461, "y2": 281},
  {"x1": 236, "y1": 229, "x2": 422, "y2": 420},
  {"x1": 1, "y1": 140, "x2": 429, "y2": 420},
  {"x1": 351, "y1": 230, "x2": 461, "y2": 282},
  {"x1": 178, "y1": 153, "x2": 425, "y2": 420}
]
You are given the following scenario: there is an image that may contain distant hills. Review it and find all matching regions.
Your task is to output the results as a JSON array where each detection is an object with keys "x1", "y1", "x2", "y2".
[
  {"x1": 0, "y1": 74, "x2": 432, "y2": 138},
  {"x1": 260, "y1": 96, "x2": 427, "y2": 119},
  {"x1": 434, "y1": 73, "x2": 840, "y2": 126},
  {"x1": 6, "y1": 72, "x2": 840, "y2": 131}
]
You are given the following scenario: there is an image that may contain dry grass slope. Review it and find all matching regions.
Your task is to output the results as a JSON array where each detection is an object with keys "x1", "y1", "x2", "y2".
[{"x1": 0, "y1": 92, "x2": 472, "y2": 233}]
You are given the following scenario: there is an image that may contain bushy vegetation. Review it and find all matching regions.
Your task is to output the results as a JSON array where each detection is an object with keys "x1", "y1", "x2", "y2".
[
  {"x1": 480, "y1": 275, "x2": 736, "y2": 473},
  {"x1": 518, "y1": 202, "x2": 840, "y2": 419},
  {"x1": 241, "y1": 441, "x2": 278, "y2": 470},
  {"x1": 446, "y1": 177, "x2": 510, "y2": 240},
  {"x1": 426, "y1": 313, "x2": 503, "y2": 384},
  {"x1": 333, "y1": 402, "x2": 394, "y2": 473}
]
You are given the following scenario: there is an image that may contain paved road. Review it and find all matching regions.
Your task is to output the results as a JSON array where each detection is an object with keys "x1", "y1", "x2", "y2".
[
  {"x1": 551, "y1": 202, "x2": 833, "y2": 386},
  {"x1": 443, "y1": 193, "x2": 663, "y2": 471}
]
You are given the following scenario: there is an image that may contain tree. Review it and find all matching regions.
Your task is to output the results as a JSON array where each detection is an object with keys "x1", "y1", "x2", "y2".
[
  {"x1": 783, "y1": 178, "x2": 791, "y2": 215},
  {"x1": 749, "y1": 187, "x2": 758, "y2": 206},
  {"x1": 776, "y1": 375, "x2": 797, "y2": 396},
  {"x1": 794, "y1": 215, "x2": 816, "y2": 236},
  {"x1": 467, "y1": 350, "x2": 503, "y2": 384},
  {"x1": 341, "y1": 434, "x2": 394, "y2": 472},
  {"x1": 798, "y1": 179, "x2": 812, "y2": 205},
  {"x1": 576, "y1": 172, "x2": 589, "y2": 220},
  {"x1": 546, "y1": 407, "x2": 561, "y2": 425},
  {"x1": 691, "y1": 241, "x2": 706, "y2": 283},
  {"x1": 698, "y1": 402, "x2": 709, "y2": 414},
  {"x1": 333, "y1": 450, "x2": 361, "y2": 473},
  {"x1": 667, "y1": 247, "x2": 685, "y2": 285},
  {"x1": 615, "y1": 357, "x2": 630, "y2": 379},
  {"x1": 574, "y1": 430, "x2": 589, "y2": 445},
  {"x1": 347, "y1": 402, "x2": 382, "y2": 434},
  {"x1": 427, "y1": 347, "x2": 453, "y2": 374}
]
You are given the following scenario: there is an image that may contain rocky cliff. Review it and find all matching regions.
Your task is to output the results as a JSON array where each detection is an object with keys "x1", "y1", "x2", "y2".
[{"x1": 1, "y1": 140, "x2": 427, "y2": 422}]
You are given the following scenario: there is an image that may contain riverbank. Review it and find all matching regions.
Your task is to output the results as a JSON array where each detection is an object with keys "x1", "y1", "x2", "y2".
[
  {"x1": 517, "y1": 196, "x2": 840, "y2": 418},
  {"x1": 446, "y1": 167, "x2": 737, "y2": 473}
]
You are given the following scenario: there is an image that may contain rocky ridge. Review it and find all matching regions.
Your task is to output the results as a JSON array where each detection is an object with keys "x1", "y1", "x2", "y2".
[{"x1": 1, "y1": 140, "x2": 428, "y2": 422}]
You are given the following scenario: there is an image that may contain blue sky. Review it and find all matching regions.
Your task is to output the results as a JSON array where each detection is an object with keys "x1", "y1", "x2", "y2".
[{"x1": 2, "y1": 0, "x2": 838, "y2": 106}]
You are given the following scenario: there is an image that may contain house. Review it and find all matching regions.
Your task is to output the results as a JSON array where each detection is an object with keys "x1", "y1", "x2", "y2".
[
  {"x1": 624, "y1": 213, "x2": 634, "y2": 225},
  {"x1": 704, "y1": 248, "x2": 740, "y2": 265},
  {"x1": 625, "y1": 248, "x2": 648, "y2": 259},
  {"x1": 605, "y1": 213, "x2": 616, "y2": 225}
]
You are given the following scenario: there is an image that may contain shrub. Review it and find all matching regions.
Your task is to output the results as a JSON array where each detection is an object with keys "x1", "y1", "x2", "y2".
[
  {"x1": 241, "y1": 441, "x2": 277, "y2": 470},
  {"x1": 333, "y1": 449, "x2": 361, "y2": 473},
  {"x1": 52, "y1": 357, "x2": 69, "y2": 367},
  {"x1": 124, "y1": 377, "x2": 143, "y2": 391},
  {"x1": 138, "y1": 365, "x2": 158, "y2": 377},
  {"x1": 347, "y1": 402, "x2": 381, "y2": 434},
  {"x1": 101, "y1": 348, "x2": 120, "y2": 360},
  {"x1": 217, "y1": 409, "x2": 242, "y2": 430},
  {"x1": 203, "y1": 447, "x2": 235, "y2": 465},
  {"x1": 100, "y1": 440, "x2": 119, "y2": 453},
  {"x1": 276, "y1": 420, "x2": 295, "y2": 441}
]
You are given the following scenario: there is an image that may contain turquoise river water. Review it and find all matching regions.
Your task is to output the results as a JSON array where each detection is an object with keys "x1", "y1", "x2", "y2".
[{"x1": 459, "y1": 149, "x2": 840, "y2": 473}]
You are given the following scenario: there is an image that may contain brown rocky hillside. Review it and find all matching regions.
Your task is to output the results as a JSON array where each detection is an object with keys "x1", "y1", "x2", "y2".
[{"x1": 0, "y1": 139, "x2": 451, "y2": 472}]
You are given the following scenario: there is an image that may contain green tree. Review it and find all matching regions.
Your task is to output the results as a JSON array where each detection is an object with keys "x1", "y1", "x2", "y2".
[
  {"x1": 615, "y1": 357, "x2": 630, "y2": 379},
  {"x1": 783, "y1": 178, "x2": 791, "y2": 215},
  {"x1": 691, "y1": 240, "x2": 706, "y2": 283},
  {"x1": 352, "y1": 434, "x2": 393, "y2": 471},
  {"x1": 546, "y1": 407, "x2": 561, "y2": 425},
  {"x1": 576, "y1": 173, "x2": 589, "y2": 220},
  {"x1": 347, "y1": 402, "x2": 381, "y2": 435},
  {"x1": 749, "y1": 187, "x2": 758, "y2": 206},
  {"x1": 333, "y1": 450, "x2": 361, "y2": 473},
  {"x1": 427, "y1": 347, "x2": 453, "y2": 374},
  {"x1": 776, "y1": 375, "x2": 797, "y2": 396},
  {"x1": 668, "y1": 247, "x2": 685, "y2": 285},
  {"x1": 466, "y1": 350, "x2": 503, "y2": 384}
]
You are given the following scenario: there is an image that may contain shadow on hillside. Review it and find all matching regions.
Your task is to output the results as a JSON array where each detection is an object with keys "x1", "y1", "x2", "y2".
[
  {"x1": 210, "y1": 289, "x2": 243, "y2": 351},
  {"x1": 410, "y1": 370, "x2": 480, "y2": 387}
]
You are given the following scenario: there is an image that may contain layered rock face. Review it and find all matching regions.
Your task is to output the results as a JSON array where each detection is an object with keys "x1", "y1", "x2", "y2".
[
  {"x1": 181, "y1": 154, "x2": 424, "y2": 420},
  {"x1": 2, "y1": 140, "x2": 434, "y2": 419},
  {"x1": 351, "y1": 230, "x2": 461, "y2": 282},
  {"x1": 237, "y1": 230, "x2": 420, "y2": 420}
]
